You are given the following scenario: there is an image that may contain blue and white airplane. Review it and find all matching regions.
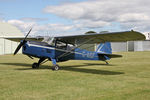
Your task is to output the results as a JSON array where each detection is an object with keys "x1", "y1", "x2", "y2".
[{"x1": 6, "y1": 29, "x2": 145, "y2": 70}]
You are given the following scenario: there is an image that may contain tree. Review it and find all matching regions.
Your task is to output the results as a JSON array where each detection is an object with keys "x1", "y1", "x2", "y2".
[{"x1": 85, "y1": 31, "x2": 96, "y2": 34}]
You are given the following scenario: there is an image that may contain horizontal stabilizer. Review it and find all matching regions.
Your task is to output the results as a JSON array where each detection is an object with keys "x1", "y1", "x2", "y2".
[{"x1": 98, "y1": 53, "x2": 122, "y2": 58}]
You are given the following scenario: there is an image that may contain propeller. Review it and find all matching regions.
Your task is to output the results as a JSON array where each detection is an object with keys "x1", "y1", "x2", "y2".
[{"x1": 14, "y1": 28, "x2": 32, "y2": 55}]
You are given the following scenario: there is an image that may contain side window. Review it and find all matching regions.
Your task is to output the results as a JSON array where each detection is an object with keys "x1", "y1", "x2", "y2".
[
  {"x1": 56, "y1": 41, "x2": 67, "y2": 50},
  {"x1": 67, "y1": 44, "x2": 75, "y2": 51}
]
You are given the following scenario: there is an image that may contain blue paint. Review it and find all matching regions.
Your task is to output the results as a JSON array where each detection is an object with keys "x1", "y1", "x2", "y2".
[{"x1": 51, "y1": 58, "x2": 57, "y2": 65}]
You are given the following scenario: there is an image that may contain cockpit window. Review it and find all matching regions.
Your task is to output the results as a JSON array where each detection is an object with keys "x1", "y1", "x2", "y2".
[
  {"x1": 42, "y1": 37, "x2": 55, "y2": 46},
  {"x1": 56, "y1": 41, "x2": 67, "y2": 50},
  {"x1": 42, "y1": 37, "x2": 76, "y2": 50}
]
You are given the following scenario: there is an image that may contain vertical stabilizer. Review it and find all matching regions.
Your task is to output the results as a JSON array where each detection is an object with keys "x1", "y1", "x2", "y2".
[{"x1": 96, "y1": 42, "x2": 112, "y2": 54}]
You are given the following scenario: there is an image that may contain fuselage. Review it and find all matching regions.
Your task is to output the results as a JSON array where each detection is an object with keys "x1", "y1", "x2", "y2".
[{"x1": 22, "y1": 41, "x2": 109, "y2": 62}]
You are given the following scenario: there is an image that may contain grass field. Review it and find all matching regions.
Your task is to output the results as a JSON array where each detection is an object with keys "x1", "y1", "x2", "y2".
[{"x1": 0, "y1": 52, "x2": 150, "y2": 100}]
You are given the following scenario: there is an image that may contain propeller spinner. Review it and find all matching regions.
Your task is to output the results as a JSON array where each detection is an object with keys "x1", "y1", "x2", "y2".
[{"x1": 14, "y1": 28, "x2": 32, "y2": 55}]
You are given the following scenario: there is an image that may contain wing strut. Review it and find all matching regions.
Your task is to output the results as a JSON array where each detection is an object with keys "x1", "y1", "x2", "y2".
[{"x1": 57, "y1": 37, "x2": 96, "y2": 59}]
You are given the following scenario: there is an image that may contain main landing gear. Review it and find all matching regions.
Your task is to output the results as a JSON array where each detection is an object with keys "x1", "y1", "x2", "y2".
[
  {"x1": 32, "y1": 57, "x2": 46, "y2": 69},
  {"x1": 51, "y1": 58, "x2": 60, "y2": 71},
  {"x1": 104, "y1": 60, "x2": 109, "y2": 65},
  {"x1": 52, "y1": 64, "x2": 60, "y2": 71},
  {"x1": 32, "y1": 58, "x2": 60, "y2": 71}
]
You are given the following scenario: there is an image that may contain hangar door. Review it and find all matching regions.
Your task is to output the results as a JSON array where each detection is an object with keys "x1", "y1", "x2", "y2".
[
  {"x1": 0, "y1": 38, "x2": 4, "y2": 55},
  {"x1": 0, "y1": 45, "x2": 3, "y2": 55}
]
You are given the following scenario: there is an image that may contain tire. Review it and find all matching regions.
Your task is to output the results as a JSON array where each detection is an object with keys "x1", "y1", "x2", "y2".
[
  {"x1": 52, "y1": 64, "x2": 60, "y2": 71},
  {"x1": 32, "y1": 63, "x2": 39, "y2": 69}
]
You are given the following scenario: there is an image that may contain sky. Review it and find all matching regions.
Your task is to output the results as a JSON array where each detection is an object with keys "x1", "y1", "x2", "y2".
[{"x1": 0, "y1": 0, "x2": 150, "y2": 36}]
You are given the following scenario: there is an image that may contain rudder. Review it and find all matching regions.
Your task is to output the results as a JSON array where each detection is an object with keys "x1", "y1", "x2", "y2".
[{"x1": 96, "y1": 42, "x2": 112, "y2": 54}]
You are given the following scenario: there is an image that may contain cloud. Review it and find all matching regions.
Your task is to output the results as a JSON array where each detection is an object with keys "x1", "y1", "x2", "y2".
[
  {"x1": 7, "y1": 20, "x2": 36, "y2": 33},
  {"x1": 118, "y1": 13, "x2": 150, "y2": 22},
  {"x1": 74, "y1": 20, "x2": 110, "y2": 29},
  {"x1": 7, "y1": 19, "x2": 74, "y2": 36},
  {"x1": 43, "y1": 0, "x2": 150, "y2": 32}
]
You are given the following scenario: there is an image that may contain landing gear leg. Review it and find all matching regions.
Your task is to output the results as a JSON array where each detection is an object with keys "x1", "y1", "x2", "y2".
[
  {"x1": 51, "y1": 58, "x2": 60, "y2": 71},
  {"x1": 104, "y1": 60, "x2": 109, "y2": 65},
  {"x1": 32, "y1": 58, "x2": 46, "y2": 69}
]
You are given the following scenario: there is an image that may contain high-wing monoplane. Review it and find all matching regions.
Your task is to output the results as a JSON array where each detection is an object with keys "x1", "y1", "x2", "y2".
[{"x1": 5, "y1": 29, "x2": 145, "y2": 70}]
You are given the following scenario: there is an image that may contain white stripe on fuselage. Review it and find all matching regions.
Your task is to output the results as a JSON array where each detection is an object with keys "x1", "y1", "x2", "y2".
[
  {"x1": 28, "y1": 43, "x2": 55, "y2": 50},
  {"x1": 27, "y1": 43, "x2": 85, "y2": 55}
]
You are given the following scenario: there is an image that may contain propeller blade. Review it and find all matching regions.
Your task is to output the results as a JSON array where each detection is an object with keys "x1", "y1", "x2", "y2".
[
  {"x1": 14, "y1": 42, "x2": 24, "y2": 55},
  {"x1": 24, "y1": 28, "x2": 32, "y2": 41},
  {"x1": 13, "y1": 28, "x2": 32, "y2": 55}
]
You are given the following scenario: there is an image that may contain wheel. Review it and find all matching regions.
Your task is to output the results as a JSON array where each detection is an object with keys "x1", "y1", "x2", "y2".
[
  {"x1": 52, "y1": 64, "x2": 60, "y2": 71},
  {"x1": 32, "y1": 63, "x2": 39, "y2": 69}
]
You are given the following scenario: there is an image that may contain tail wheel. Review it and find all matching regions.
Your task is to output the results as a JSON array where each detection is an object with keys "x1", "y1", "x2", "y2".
[
  {"x1": 52, "y1": 64, "x2": 60, "y2": 71},
  {"x1": 32, "y1": 63, "x2": 39, "y2": 69}
]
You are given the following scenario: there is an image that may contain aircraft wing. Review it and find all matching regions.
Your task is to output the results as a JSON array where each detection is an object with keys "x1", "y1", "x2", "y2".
[
  {"x1": 3, "y1": 36, "x2": 44, "y2": 42},
  {"x1": 55, "y1": 30, "x2": 145, "y2": 44}
]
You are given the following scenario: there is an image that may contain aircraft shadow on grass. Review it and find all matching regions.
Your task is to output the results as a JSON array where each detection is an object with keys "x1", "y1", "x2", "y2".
[{"x1": 0, "y1": 63, "x2": 124, "y2": 75}]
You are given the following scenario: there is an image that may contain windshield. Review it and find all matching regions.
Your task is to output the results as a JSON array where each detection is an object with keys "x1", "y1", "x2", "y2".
[{"x1": 42, "y1": 37, "x2": 55, "y2": 46}]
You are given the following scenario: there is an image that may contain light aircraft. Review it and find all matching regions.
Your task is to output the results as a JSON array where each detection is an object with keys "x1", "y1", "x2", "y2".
[{"x1": 6, "y1": 29, "x2": 145, "y2": 70}]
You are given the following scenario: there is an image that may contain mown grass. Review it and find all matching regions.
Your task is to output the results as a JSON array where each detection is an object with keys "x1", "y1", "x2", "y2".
[{"x1": 0, "y1": 52, "x2": 150, "y2": 100}]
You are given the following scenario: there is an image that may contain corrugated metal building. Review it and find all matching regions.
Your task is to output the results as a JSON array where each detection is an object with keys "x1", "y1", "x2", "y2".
[
  {"x1": 82, "y1": 41, "x2": 150, "y2": 52},
  {"x1": 111, "y1": 42, "x2": 127, "y2": 52},
  {"x1": 0, "y1": 22, "x2": 23, "y2": 55},
  {"x1": 134, "y1": 40, "x2": 150, "y2": 51},
  {"x1": 108, "y1": 41, "x2": 150, "y2": 52}
]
